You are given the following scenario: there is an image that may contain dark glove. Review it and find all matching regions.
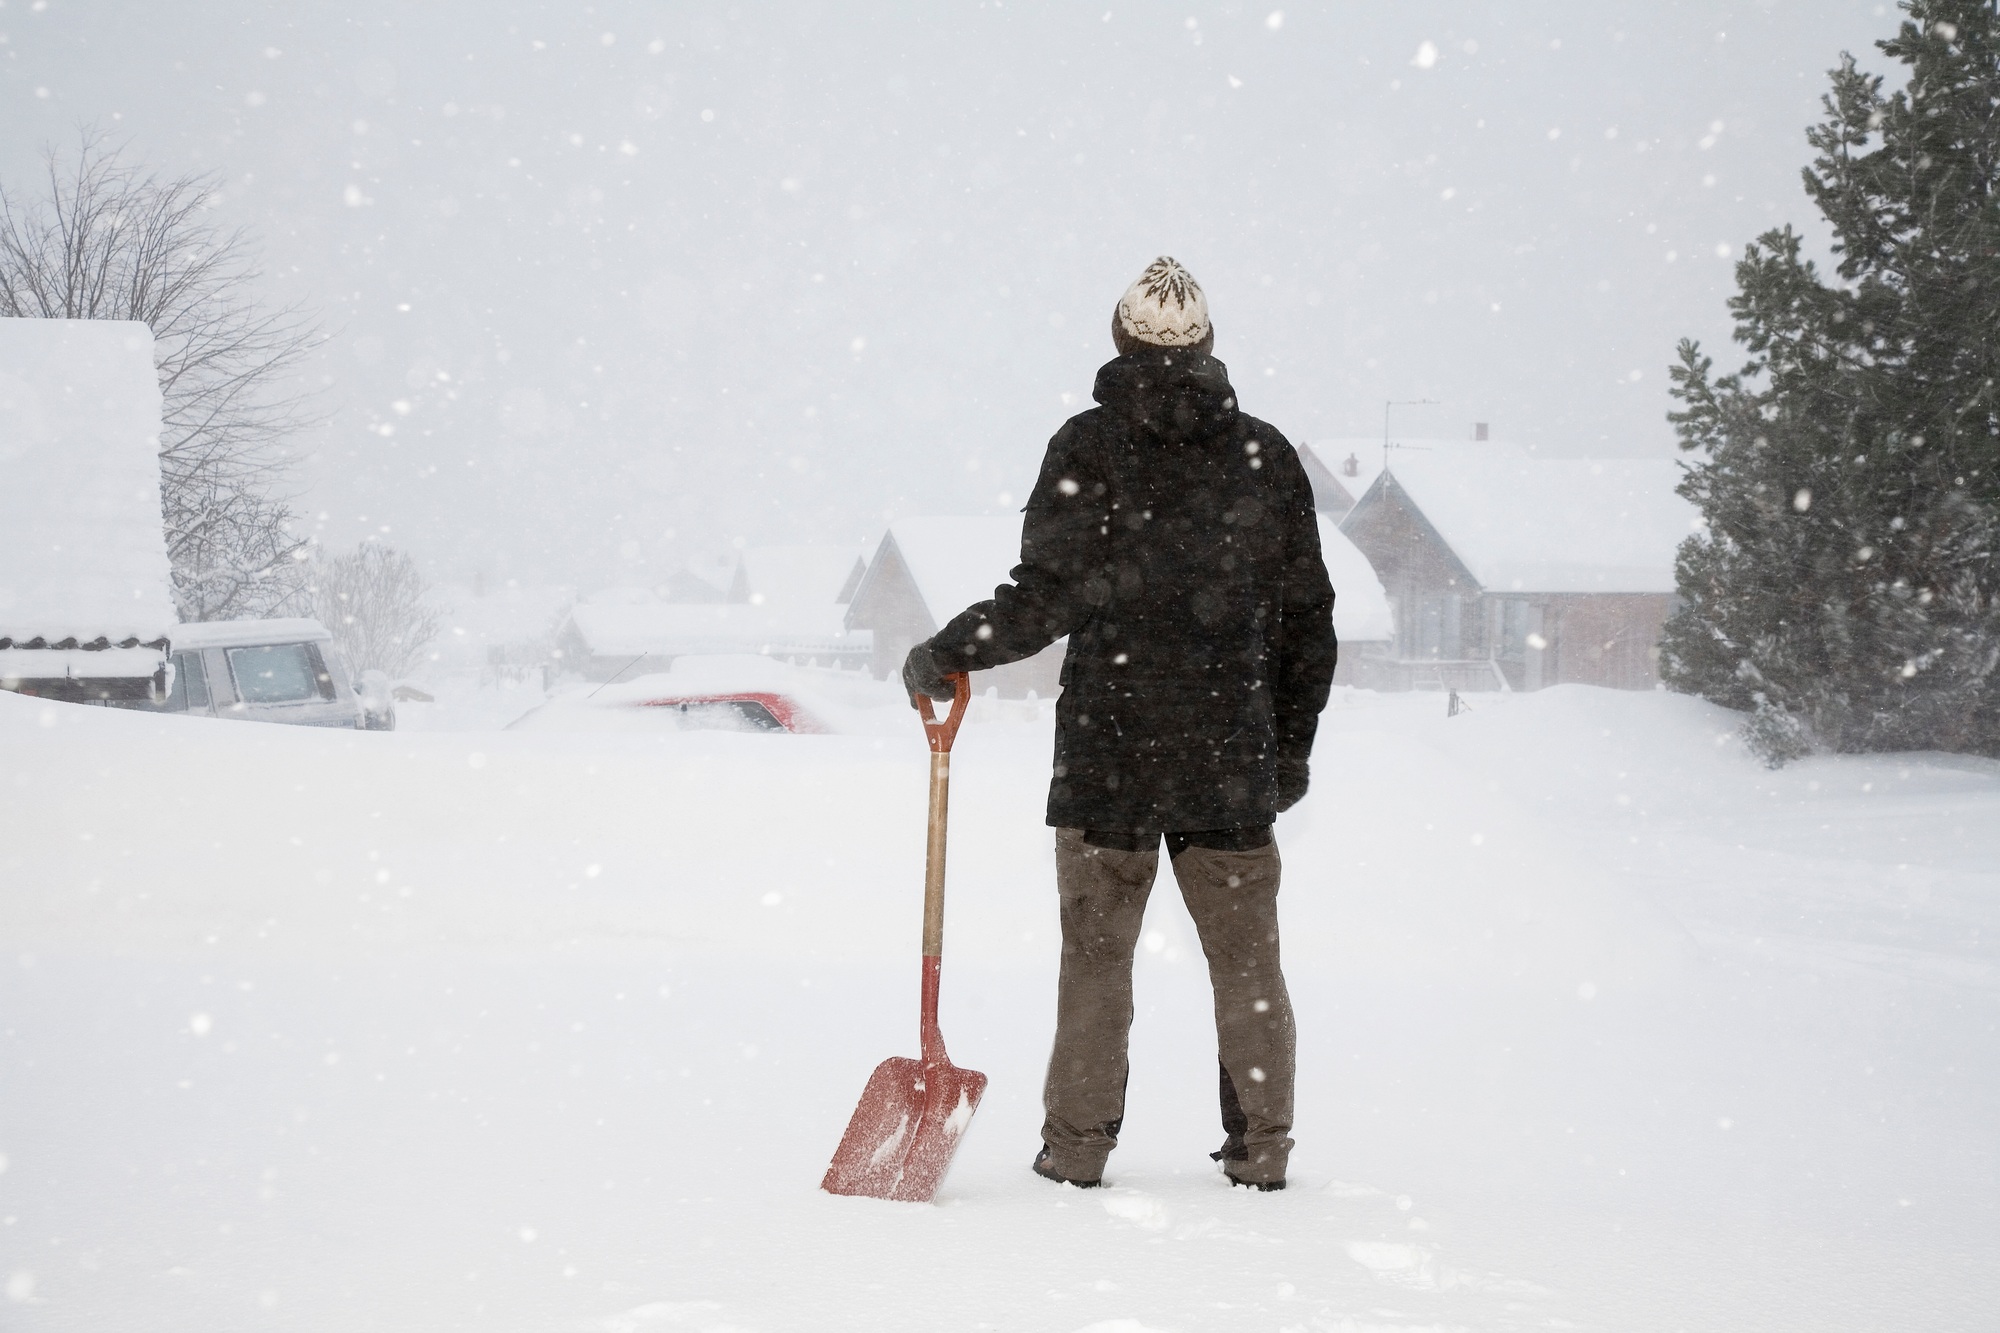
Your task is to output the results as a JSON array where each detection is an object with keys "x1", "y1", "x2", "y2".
[
  {"x1": 1275, "y1": 757, "x2": 1309, "y2": 812},
  {"x1": 901, "y1": 642, "x2": 955, "y2": 703}
]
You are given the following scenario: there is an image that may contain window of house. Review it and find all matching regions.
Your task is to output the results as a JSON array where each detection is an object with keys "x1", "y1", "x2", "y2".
[
  {"x1": 1410, "y1": 598, "x2": 1435, "y2": 658},
  {"x1": 1497, "y1": 600, "x2": 1532, "y2": 660},
  {"x1": 1412, "y1": 595, "x2": 1460, "y2": 659}
]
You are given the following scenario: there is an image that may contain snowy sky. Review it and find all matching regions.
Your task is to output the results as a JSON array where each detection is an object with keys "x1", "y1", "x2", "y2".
[{"x1": 1, "y1": 1, "x2": 1894, "y2": 587}]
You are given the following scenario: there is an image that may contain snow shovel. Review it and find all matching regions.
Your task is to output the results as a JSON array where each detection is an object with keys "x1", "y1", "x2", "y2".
[{"x1": 821, "y1": 671, "x2": 987, "y2": 1202}]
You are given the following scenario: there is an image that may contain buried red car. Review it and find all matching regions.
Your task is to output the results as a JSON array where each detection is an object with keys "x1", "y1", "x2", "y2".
[
  {"x1": 631, "y1": 690, "x2": 830, "y2": 734},
  {"x1": 505, "y1": 658, "x2": 862, "y2": 734}
]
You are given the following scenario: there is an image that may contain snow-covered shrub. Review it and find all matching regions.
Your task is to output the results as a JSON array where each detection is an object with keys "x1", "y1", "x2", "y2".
[
  {"x1": 312, "y1": 544, "x2": 443, "y2": 680},
  {"x1": 1744, "y1": 694, "x2": 1816, "y2": 769}
]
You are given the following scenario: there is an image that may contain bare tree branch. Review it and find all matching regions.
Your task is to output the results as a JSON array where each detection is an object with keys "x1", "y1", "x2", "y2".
[{"x1": 0, "y1": 131, "x2": 322, "y2": 620}]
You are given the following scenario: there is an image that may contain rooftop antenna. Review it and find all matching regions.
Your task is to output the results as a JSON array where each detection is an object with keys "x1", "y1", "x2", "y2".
[{"x1": 1383, "y1": 398, "x2": 1440, "y2": 471}]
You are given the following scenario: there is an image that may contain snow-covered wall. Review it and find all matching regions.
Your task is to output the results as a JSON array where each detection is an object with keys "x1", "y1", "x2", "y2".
[{"x1": 0, "y1": 319, "x2": 175, "y2": 643}]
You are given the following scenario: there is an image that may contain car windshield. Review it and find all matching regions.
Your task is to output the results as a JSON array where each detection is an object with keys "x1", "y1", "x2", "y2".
[
  {"x1": 226, "y1": 643, "x2": 325, "y2": 705},
  {"x1": 658, "y1": 699, "x2": 785, "y2": 732}
]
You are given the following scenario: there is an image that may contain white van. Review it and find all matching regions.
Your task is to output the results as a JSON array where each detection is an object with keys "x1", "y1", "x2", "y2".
[{"x1": 151, "y1": 618, "x2": 365, "y2": 729}]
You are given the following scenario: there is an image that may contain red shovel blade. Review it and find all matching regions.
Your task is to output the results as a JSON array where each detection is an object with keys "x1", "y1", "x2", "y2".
[{"x1": 821, "y1": 1054, "x2": 987, "y2": 1202}]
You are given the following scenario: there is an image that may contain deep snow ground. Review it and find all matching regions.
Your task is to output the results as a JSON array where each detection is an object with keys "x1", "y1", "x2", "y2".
[{"x1": 1, "y1": 682, "x2": 1995, "y2": 1332}]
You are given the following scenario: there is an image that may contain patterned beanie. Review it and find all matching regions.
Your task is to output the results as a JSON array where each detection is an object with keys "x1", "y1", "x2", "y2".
[{"x1": 1115, "y1": 256, "x2": 1211, "y2": 348}]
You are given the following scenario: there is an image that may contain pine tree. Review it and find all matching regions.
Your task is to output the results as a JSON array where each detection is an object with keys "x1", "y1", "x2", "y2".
[{"x1": 1661, "y1": 0, "x2": 2000, "y2": 762}]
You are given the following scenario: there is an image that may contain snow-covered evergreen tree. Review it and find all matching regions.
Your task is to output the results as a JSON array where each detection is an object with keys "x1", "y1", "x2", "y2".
[{"x1": 1662, "y1": 0, "x2": 2000, "y2": 762}]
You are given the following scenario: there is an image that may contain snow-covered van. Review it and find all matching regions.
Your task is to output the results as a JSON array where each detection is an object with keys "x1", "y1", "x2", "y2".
[{"x1": 148, "y1": 618, "x2": 364, "y2": 729}]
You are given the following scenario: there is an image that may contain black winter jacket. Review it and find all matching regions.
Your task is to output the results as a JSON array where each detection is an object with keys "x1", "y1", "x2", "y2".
[{"x1": 925, "y1": 349, "x2": 1338, "y2": 831}]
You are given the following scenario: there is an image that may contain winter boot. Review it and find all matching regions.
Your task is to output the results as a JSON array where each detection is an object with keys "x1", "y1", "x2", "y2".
[{"x1": 1033, "y1": 1145, "x2": 1102, "y2": 1189}]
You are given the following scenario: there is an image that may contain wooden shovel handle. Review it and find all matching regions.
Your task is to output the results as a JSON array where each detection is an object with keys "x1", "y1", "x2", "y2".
[
  {"x1": 915, "y1": 673, "x2": 971, "y2": 754},
  {"x1": 915, "y1": 674, "x2": 967, "y2": 1024}
]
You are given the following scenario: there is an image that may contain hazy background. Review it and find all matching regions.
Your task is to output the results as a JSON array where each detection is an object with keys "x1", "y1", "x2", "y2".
[{"x1": 1, "y1": 1, "x2": 1895, "y2": 589}]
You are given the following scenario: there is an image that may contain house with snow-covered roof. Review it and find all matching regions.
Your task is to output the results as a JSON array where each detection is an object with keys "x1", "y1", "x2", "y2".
[
  {"x1": 843, "y1": 516, "x2": 1063, "y2": 698},
  {"x1": 0, "y1": 319, "x2": 177, "y2": 703},
  {"x1": 554, "y1": 543, "x2": 872, "y2": 678},
  {"x1": 1317, "y1": 514, "x2": 1393, "y2": 676},
  {"x1": 1298, "y1": 441, "x2": 1387, "y2": 519},
  {"x1": 738, "y1": 544, "x2": 869, "y2": 611},
  {"x1": 1339, "y1": 441, "x2": 1698, "y2": 691},
  {"x1": 843, "y1": 514, "x2": 1393, "y2": 697}
]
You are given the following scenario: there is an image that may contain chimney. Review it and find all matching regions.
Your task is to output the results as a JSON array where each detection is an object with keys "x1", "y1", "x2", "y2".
[
  {"x1": 1341, "y1": 452, "x2": 1360, "y2": 477},
  {"x1": 1473, "y1": 422, "x2": 1489, "y2": 442}
]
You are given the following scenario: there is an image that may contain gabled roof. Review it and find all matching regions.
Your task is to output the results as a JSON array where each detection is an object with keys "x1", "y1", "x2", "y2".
[
  {"x1": 834, "y1": 556, "x2": 867, "y2": 604},
  {"x1": 657, "y1": 563, "x2": 735, "y2": 604},
  {"x1": 1299, "y1": 441, "x2": 1387, "y2": 513},
  {"x1": 859, "y1": 516, "x2": 1025, "y2": 628},
  {"x1": 573, "y1": 546, "x2": 872, "y2": 655},
  {"x1": 738, "y1": 544, "x2": 870, "y2": 610},
  {"x1": 1350, "y1": 443, "x2": 1697, "y2": 594},
  {"x1": 566, "y1": 600, "x2": 862, "y2": 657},
  {"x1": 0, "y1": 319, "x2": 175, "y2": 645},
  {"x1": 1318, "y1": 515, "x2": 1394, "y2": 642}
]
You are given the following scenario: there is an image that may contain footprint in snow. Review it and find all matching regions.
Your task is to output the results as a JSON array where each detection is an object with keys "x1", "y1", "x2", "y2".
[
  {"x1": 1100, "y1": 1189, "x2": 1173, "y2": 1232},
  {"x1": 1344, "y1": 1240, "x2": 1459, "y2": 1290},
  {"x1": 1343, "y1": 1240, "x2": 1550, "y2": 1299},
  {"x1": 603, "y1": 1300, "x2": 758, "y2": 1333},
  {"x1": 1100, "y1": 1186, "x2": 1283, "y2": 1243}
]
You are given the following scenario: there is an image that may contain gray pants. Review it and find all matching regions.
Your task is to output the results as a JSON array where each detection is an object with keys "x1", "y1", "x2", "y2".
[{"x1": 1040, "y1": 827, "x2": 1296, "y2": 1184}]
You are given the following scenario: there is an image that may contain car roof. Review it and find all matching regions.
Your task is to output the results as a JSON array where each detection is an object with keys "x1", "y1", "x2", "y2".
[{"x1": 170, "y1": 617, "x2": 335, "y2": 651}]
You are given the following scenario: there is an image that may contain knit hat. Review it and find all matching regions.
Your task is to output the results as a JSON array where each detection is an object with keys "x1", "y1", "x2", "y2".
[{"x1": 1115, "y1": 256, "x2": 1211, "y2": 348}]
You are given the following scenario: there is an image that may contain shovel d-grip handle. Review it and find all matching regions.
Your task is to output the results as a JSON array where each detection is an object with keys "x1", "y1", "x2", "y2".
[
  {"x1": 913, "y1": 673, "x2": 969, "y2": 1064},
  {"x1": 914, "y1": 672, "x2": 970, "y2": 754}
]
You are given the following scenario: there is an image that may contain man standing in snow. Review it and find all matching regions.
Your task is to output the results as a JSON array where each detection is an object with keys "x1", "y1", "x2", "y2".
[{"x1": 902, "y1": 257, "x2": 1337, "y2": 1191}]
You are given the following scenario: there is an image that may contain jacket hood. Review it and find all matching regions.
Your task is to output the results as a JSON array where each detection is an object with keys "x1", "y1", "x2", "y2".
[{"x1": 1092, "y1": 350, "x2": 1238, "y2": 443}]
